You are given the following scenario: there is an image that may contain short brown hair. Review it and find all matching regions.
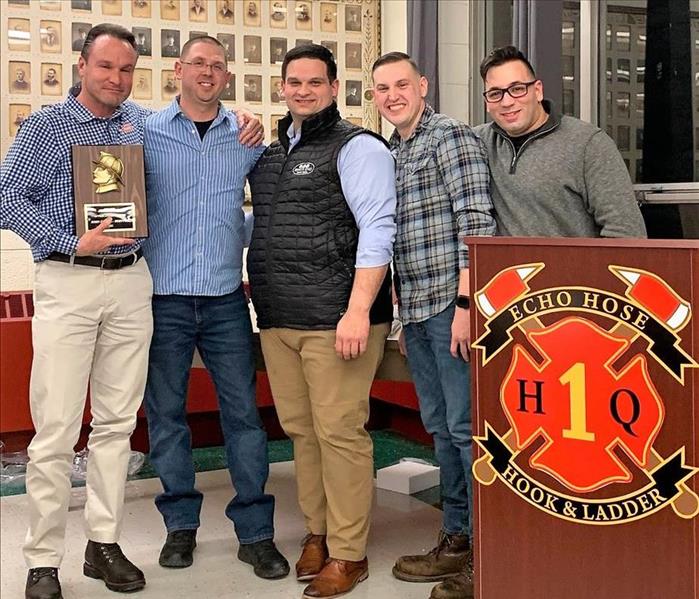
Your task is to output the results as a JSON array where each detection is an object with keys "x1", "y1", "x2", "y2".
[
  {"x1": 371, "y1": 51, "x2": 421, "y2": 75},
  {"x1": 181, "y1": 35, "x2": 226, "y2": 62},
  {"x1": 479, "y1": 45, "x2": 536, "y2": 80},
  {"x1": 80, "y1": 23, "x2": 136, "y2": 61}
]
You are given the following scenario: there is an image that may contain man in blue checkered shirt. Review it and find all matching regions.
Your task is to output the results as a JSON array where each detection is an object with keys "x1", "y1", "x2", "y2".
[
  {"x1": 372, "y1": 52, "x2": 496, "y2": 599},
  {"x1": 1, "y1": 24, "x2": 154, "y2": 599}
]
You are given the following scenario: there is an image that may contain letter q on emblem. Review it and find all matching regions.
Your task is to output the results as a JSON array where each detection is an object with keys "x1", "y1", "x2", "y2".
[{"x1": 292, "y1": 162, "x2": 315, "y2": 175}]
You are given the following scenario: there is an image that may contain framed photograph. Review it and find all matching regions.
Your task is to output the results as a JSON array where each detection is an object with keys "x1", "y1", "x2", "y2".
[
  {"x1": 9, "y1": 61, "x2": 31, "y2": 95},
  {"x1": 270, "y1": 1, "x2": 287, "y2": 29},
  {"x1": 131, "y1": 0, "x2": 151, "y2": 19},
  {"x1": 270, "y1": 38, "x2": 287, "y2": 65},
  {"x1": 71, "y1": 0, "x2": 92, "y2": 10},
  {"x1": 345, "y1": 80, "x2": 362, "y2": 107},
  {"x1": 244, "y1": 74, "x2": 262, "y2": 103},
  {"x1": 189, "y1": 0, "x2": 207, "y2": 23},
  {"x1": 39, "y1": 1, "x2": 62, "y2": 10},
  {"x1": 40, "y1": 21, "x2": 62, "y2": 54},
  {"x1": 345, "y1": 4, "x2": 361, "y2": 32},
  {"x1": 161, "y1": 29, "x2": 180, "y2": 58},
  {"x1": 9, "y1": 104, "x2": 31, "y2": 137},
  {"x1": 321, "y1": 40, "x2": 337, "y2": 58},
  {"x1": 346, "y1": 117, "x2": 363, "y2": 127},
  {"x1": 295, "y1": 1, "x2": 312, "y2": 30},
  {"x1": 270, "y1": 113, "x2": 285, "y2": 140},
  {"x1": 72, "y1": 64, "x2": 80, "y2": 86},
  {"x1": 160, "y1": 0, "x2": 180, "y2": 21},
  {"x1": 345, "y1": 42, "x2": 361, "y2": 70},
  {"x1": 8, "y1": 0, "x2": 30, "y2": 5},
  {"x1": 244, "y1": 1, "x2": 261, "y2": 27},
  {"x1": 132, "y1": 27, "x2": 152, "y2": 57},
  {"x1": 72, "y1": 23, "x2": 92, "y2": 52},
  {"x1": 8, "y1": 19, "x2": 31, "y2": 52},
  {"x1": 161, "y1": 69, "x2": 179, "y2": 100},
  {"x1": 217, "y1": 33, "x2": 235, "y2": 62},
  {"x1": 217, "y1": 0, "x2": 235, "y2": 24},
  {"x1": 221, "y1": 74, "x2": 236, "y2": 101},
  {"x1": 102, "y1": 0, "x2": 123, "y2": 16},
  {"x1": 270, "y1": 76, "x2": 283, "y2": 103},
  {"x1": 296, "y1": 38, "x2": 312, "y2": 48},
  {"x1": 190, "y1": 31, "x2": 208, "y2": 40},
  {"x1": 320, "y1": 2, "x2": 337, "y2": 33},
  {"x1": 133, "y1": 68, "x2": 152, "y2": 100},
  {"x1": 244, "y1": 35, "x2": 262, "y2": 64},
  {"x1": 41, "y1": 63, "x2": 63, "y2": 96}
]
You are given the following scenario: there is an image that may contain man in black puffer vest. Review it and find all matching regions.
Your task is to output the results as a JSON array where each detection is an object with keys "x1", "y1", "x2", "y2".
[{"x1": 248, "y1": 45, "x2": 396, "y2": 599}]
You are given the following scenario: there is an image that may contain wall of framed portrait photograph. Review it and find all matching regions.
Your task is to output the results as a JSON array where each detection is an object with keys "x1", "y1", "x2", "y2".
[{"x1": 1, "y1": 0, "x2": 382, "y2": 158}]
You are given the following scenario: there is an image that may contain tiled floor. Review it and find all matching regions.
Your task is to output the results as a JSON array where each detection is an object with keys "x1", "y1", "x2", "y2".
[{"x1": 1, "y1": 462, "x2": 443, "y2": 598}]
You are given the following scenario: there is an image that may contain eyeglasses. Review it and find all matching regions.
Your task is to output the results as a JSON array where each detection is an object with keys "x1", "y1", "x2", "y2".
[
  {"x1": 180, "y1": 59, "x2": 227, "y2": 74},
  {"x1": 482, "y1": 80, "x2": 537, "y2": 103}
]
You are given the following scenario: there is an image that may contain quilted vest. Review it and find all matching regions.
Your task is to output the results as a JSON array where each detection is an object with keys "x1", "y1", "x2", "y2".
[{"x1": 248, "y1": 103, "x2": 393, "y2": 330}]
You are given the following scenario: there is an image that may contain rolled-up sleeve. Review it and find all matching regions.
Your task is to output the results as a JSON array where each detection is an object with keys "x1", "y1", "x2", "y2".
[
  {"x1": 337, "y1": 134, "x2": 397, "y2": 268},
  {"x1": 435, "y1": 124, "x2": 496, "y2": 268}
]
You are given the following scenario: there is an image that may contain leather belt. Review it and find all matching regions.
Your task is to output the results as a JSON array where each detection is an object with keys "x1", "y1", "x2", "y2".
[{"x1": 46, "y1": 249, "x2": 143, "y2": 270}]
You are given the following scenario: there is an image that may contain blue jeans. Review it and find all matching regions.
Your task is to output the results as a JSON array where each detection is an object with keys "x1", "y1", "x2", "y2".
[
  {"x1": 144, "y1": 287, "x2": 275, "y2": 543},
  {"x1": 403, "y1": 304, "x2": 472, "y2": 538}
]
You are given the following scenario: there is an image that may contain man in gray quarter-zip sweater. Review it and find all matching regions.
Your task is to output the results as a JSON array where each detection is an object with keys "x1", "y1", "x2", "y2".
[{"x1": 474, "y1": 45, "x2": 646, "y2": 238}]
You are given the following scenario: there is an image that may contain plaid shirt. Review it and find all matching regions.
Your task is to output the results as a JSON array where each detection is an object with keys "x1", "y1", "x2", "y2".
[
  {"x1": 0, "y1": 91, "x2": 151, "y2": 262},
  {"x1": 390, "y1": 104, "x2": 496, "y2": 324}
]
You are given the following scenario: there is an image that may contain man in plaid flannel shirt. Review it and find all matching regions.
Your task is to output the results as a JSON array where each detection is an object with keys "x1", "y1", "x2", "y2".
[{"x1": 372, "y1": 52, "x2": 496, "y2": 599}]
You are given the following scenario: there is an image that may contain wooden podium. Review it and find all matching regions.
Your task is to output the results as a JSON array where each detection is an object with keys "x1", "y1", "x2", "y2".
[{"x1": 467, "y1": 238, "x2": 698, "y2": 599}]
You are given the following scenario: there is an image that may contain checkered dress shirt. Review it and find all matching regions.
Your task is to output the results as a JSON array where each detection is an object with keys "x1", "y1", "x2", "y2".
[
  {"x1": 0, "y1": 91, "x2": 151, "y2": 262},
  {"x1": 390, "y1": 104, "x2": 496, "y2": 324}
]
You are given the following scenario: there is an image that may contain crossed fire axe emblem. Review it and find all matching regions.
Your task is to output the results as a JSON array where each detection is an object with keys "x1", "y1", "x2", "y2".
[{"x1": 471, "y1": 263, "x2": 699, "y2": 518}]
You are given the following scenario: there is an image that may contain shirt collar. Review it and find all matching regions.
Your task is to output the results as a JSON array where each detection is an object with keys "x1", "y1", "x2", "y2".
[
  {"x1": 168, "y1": 96, "x2": 232, "y2": 129},
  {"x1": 389, "y1": 102, "x2": 435, "y2": 147},
  {"x1": 64, "y1": 88, "x2": 125, "y2": 124}
]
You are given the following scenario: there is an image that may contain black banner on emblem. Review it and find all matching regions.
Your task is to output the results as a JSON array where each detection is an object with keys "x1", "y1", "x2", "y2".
[
  {"x1": 475, "y1": 288, "x2": 693, "y2": 378},
  {"x1": 475, "y1": 425, "x2": 697, "y2": 525}
]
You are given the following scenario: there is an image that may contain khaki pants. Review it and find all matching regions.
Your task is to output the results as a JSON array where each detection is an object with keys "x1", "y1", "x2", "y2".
[
  {"x1": 260, "y1": 324, "x2": 389, "y2": 562},
  {"x1": 23, "y1": 258, "x2": 153, "y2": 568}
]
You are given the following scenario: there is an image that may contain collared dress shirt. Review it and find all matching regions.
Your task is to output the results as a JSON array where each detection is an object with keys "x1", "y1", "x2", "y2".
[
  {"x1": 143, "y1": 99, "x2": 264, "y2": 296},
  {"x1": 389, "y1": 104, "x2": 496, "y2": 324},
  {"x1": 286, "y1": 124, "x2": 396, "y2": 268},
  {"x1": 1, "y1": 91, "x2": 150, "y2": 261}
]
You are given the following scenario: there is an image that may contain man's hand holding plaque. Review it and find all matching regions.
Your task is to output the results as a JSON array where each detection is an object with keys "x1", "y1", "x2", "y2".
[{"x1": 72, "y1": 144, "x2": 148, "y2": 238}]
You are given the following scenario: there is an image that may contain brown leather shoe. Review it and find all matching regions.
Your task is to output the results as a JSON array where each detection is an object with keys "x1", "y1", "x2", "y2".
[
  {"x1": 392, "y1": 530, "x2": 470, "y2": 582},
  {"x1": 296, "y1": 534, "x2": 329, "y2": 581},
  {"x1": 302, "y1": 558, "x2": 368, "y2": 598}
]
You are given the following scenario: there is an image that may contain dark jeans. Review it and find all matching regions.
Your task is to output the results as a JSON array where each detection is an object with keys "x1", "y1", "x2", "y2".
[
  {"x1": 144, "y1": 287, "x2": 275, "y2": 543},
  {"x1": 403, "y1": 304, "x2": 473, "y2": 538}
]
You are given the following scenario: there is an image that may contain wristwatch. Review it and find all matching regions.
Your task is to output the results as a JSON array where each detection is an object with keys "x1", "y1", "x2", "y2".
[{"x1": 455, "y1": 295, "x2": 470, "y2": 310}]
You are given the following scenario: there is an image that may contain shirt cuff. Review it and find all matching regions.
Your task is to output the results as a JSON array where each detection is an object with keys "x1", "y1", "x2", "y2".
[{"x1": 355, "y1": 246, "x2": 392, "y2": 269}]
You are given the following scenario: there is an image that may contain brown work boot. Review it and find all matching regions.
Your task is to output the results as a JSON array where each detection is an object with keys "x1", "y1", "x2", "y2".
[
  {"x1": 296, "y1": 534, "x2": 329, "y2": 581},
  {"x1": 392, "y1": 530, "x2": 470, "y2": 582},
  {"x1": 302, "y1": 557, "x2": 368, "y2": 598},
  {"x1": 429, "y1": 554, "x2": 474, "y2": 599}
]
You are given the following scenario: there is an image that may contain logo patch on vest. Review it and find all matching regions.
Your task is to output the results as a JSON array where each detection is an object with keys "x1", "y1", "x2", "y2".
[{"x1": 292, "y1": 162, "x2": 316, "y2": 175}]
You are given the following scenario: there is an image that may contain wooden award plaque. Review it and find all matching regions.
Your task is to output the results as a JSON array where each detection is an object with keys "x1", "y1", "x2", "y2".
[{"x1": 71, "y1": 144, "x2": 148, "y2": 238}]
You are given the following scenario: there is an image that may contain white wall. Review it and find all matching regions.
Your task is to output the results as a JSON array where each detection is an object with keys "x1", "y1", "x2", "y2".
[
  {"x1": 438, "y1": 0, "x2": 472, "y2": 124},
  {"x1": 0, "y1": 232, "x2": 32, "y2": 291}
]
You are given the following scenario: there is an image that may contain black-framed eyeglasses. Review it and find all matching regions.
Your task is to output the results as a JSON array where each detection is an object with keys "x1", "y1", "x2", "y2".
[
  {"x1": 180, "y1": 59, "x2": 227, "y2": 74},
  {"x1": 482, "y1": 80, "x2": 538, "y2": 103}
]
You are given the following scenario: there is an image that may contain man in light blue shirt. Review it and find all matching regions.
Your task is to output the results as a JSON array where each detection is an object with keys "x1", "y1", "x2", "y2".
[
  {"x1": 247, "y1": 44, "x2": 396, "y2": 599},
  {"x1": 142, "y1": 35, "x2": 289, "y2": 580}
]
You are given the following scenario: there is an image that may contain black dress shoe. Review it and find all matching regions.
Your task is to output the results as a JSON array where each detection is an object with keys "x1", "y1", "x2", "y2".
[
  {"x1": 83, "y1": 541, "x2": 146, "y2": 592},
  {"x1": 238, "y1": 539, "x2": 290, "y2": 579},
  {"x1": 25, "y1": 568, "x2": 62, "y2": 599},
  {"x1": 159, "y1": 529, "x2": 197, "y2": 568}
]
